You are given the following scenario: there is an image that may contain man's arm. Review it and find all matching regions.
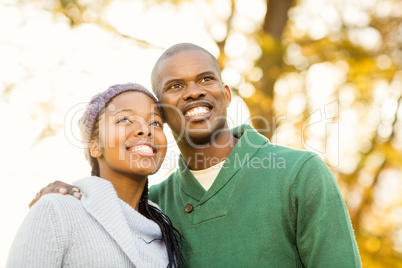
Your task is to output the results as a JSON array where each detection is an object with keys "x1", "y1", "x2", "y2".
[
  {"x1": 28, "y1": 180, "x2": 81, "y2": 208},
  {"x1": 293, "y1": 155, "x2": 362, "y2": 267}
]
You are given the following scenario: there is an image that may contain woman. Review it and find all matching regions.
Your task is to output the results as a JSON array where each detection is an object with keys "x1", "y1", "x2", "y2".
[{"x1": 6, "y1": 83, "x2": 183, "y2": 267}]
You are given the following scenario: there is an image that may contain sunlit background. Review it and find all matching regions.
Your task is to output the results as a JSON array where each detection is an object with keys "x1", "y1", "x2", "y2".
[{"x1": 1, "y1": 0, "x2": 402, "y2": 267}]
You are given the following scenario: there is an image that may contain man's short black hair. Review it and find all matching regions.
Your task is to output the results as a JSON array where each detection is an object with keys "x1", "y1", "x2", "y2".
[{"x1": 151, "y1": 43, "x2": 222, "y2": 98}]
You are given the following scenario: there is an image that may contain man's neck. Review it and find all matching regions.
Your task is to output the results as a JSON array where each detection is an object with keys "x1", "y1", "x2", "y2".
[{"x1": 177, "y1": 127, "x2": 239, "y2": 170}]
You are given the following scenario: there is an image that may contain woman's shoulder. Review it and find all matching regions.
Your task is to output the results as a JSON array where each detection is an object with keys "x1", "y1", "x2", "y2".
[
  {"x1": 72, "y1": 176, "x2": 105, "y2": 190},
  {"x1": 72, "y1": 176, "x2": 115, "y2": 196},
  {"x1": 33, "y1": 192, "x2": 83, "y2": 214},
  {"x1": 25, "y1": 193, "x2": 84, "y2": 241}
]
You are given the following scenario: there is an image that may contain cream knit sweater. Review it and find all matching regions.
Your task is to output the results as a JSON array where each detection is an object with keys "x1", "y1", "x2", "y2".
[{"x1": 6, "y1": 176, "x2": 169, "y2": 268}]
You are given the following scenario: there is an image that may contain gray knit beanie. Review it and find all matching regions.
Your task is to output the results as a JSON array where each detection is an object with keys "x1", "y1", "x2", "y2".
[{"x1": 78, "y1": 83, "x2": 161, "y2": 161}]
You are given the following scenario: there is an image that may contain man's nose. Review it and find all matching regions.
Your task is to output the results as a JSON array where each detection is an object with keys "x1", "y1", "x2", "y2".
[{"x1": 182, "y1": 84, "x2": 206, "y2": 100}]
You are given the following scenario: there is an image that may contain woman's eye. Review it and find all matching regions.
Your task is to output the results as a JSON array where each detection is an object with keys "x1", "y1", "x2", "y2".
[
  {"x1": 117, "y1": 117, "x2": 131, "y2": 123},
  {"x1": 151, "y1": 121, "x2": 162, "y2": 127}
]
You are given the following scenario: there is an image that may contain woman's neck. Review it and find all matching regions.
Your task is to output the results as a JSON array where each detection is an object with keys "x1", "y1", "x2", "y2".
[{"x1": 99, "y1": 172, "x2": 147, "y2": 210}]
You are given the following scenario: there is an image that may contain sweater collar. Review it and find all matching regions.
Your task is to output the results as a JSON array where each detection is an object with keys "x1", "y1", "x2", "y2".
[
  {"x1": 73, "y1": 176, "x2": 167, "y2": 266},
  {"x1": 177, "y1": 124, "x2": 269, "y2": 202}
]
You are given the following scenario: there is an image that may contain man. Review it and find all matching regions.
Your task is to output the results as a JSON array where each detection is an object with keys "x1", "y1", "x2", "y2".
[{"x1": 31, "y1": 43, "x2": 362, "y2": 267}]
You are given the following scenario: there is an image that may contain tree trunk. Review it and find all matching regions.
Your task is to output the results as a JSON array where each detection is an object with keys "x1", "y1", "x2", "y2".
[{"x1": 244, "y1": 0, "x2": 294, "y2": 139}]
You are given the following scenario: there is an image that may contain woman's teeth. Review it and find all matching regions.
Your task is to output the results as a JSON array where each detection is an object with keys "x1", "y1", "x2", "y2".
[{"x1": 128, "y1": 145, "x2": 153, "y2": 153}]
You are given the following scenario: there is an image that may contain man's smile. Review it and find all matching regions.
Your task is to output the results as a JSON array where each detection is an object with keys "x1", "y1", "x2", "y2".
[
  {"x1": 183, "y1": 101, "x2": 213, "y2": 120},
  {"x1": 185, "y1": 106, "x2": 210, "y2": 117}
]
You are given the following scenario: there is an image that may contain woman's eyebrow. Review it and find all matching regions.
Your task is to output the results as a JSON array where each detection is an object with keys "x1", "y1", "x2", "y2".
[
  {"x1": 151, "y1": 112, "x2": 162, "y2": 118},
  {"x1": 111, "y1": 108, "x2": 135, "y2": 115},
  {"x1": 111, "y1": 109, "x2": 162, "y2": 118}
]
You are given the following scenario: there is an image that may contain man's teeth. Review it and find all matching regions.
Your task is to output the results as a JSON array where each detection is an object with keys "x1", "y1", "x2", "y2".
[
  {"x1": 128, "y1": 145, "x2": 153, "y2": 154},
  {"x1": 185, "y1": 106, "x2": 210, "y2": 117}
]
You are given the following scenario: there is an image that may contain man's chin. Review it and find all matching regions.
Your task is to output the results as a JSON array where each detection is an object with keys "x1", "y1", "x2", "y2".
[{"x1": 182, "y1": 128, "x2": 219, "y2": 146}]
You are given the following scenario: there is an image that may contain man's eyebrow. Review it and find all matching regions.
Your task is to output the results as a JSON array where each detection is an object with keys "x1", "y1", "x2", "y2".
[
  {"x1": 163, "y1": 78, "x2": 185, "y2": 89},
  {"x1": 163, "y1": 71, "x2": 218, "y2": 88},
  {"x1": 196, "y1": 71, "x2": 217, "y2": 79}
]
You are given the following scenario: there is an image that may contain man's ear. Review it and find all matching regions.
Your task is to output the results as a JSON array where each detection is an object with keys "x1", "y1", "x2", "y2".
[
  {"x1": 90, "y1": 141, "x2": 102, "y2": 158},
  {"x1": 224, "y1": 84, "x2": 232, "y2": 107}
]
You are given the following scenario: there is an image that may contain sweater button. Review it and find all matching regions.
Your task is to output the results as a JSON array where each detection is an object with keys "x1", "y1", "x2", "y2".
[{"x1": 184, "y1": 203, "x2": 193, "y2": 213}]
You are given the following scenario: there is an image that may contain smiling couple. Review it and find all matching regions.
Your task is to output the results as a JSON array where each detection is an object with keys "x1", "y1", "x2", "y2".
[{"x1": 7, "y1": 43, "x2": 362, "y2": 268}]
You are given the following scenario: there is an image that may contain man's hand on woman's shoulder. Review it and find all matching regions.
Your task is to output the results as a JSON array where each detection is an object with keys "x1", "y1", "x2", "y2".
[{"x1": 29, "y1": 180, "x2": 81, "y2": 208}]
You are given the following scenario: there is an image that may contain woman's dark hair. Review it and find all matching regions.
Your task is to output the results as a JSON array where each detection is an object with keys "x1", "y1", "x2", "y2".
[
  {"x1": 82, "y1": 84, "x2": 183, "y2": 267},
  {"x1": 139, "y1": 181, "x2": 184, "y2": 267}
]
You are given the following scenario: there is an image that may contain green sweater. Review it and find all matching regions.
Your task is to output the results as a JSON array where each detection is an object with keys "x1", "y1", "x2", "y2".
[{"x1": 149, "y1": 124, "x2": 361, "y2": 267}]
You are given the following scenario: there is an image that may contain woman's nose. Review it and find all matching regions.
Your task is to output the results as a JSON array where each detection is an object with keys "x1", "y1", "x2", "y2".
[{"x1": 132, "y1": 123, "x2": 152, "y2": 137}]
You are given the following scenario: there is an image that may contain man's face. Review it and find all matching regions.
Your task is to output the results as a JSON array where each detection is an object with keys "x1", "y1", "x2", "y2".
[{"x1": 155, "y1": 50, "x2": 231, "y2": 145}]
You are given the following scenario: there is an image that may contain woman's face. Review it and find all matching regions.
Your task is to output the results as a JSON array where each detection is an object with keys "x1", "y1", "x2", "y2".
[{"x1": 95, "y1": 91, "x2": 167, "y2": 179}]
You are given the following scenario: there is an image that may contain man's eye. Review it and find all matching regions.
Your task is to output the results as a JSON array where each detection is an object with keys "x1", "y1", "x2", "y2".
[
  {"x1": 200, "y1": 77, "x2": 214, "y2": 83},
  {"x1": 169, "y1": 83, "x2": 183, "y2": 89},
  {"x1": 117, "y1": 117, "x2": 131, "y2": 123}
]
